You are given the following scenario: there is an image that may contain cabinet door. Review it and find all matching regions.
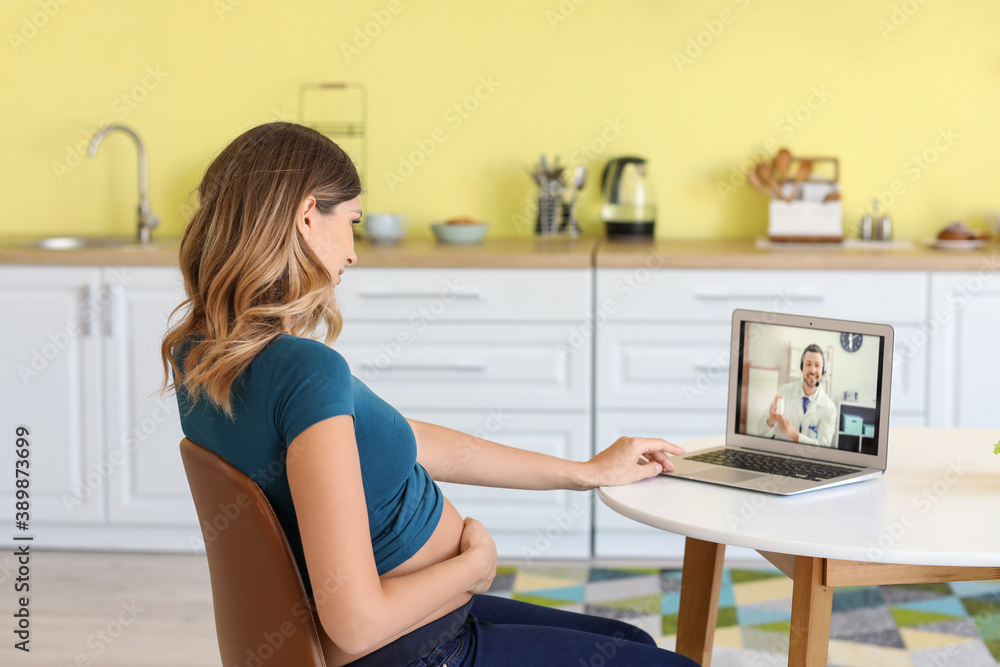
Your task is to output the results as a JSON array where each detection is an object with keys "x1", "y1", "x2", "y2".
[
  {"x1": 596, "y1": 269, "x2": 929, "y2": 323},
  {"x1": 596, "y1": 324, "x2": 732, "y2": 411},
  {"x1": 0, "y1": 267, "x2": 104, "y2": 523},
  {"x1": 406, "y1": 411, "x2": 592, "y2": 562},
  {"x1": 103, "y1": 267, "x2": 196, "y2": 525},
  {"x1": 338, "y1": 268, "x2": 592, "y2": 322},
  {"x1": 887, "y1": 325, "x2": 928, "y2": 414},
  {"x1": 335, "y1": 323, "x2": 591, "y2": 410},
  {"x1": 929, "y1": 272, "x2": 1000, "y2": 427}
]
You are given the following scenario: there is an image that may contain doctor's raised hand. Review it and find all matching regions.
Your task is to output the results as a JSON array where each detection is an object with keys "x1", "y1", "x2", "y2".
[{"x1": 767, "y1": 396, "x2": 798, "y2": 442}]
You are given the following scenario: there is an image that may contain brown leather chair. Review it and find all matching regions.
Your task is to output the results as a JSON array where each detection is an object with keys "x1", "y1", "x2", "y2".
[{"x1": 180, "y1": 437, "x2": 330, "y2": 667}]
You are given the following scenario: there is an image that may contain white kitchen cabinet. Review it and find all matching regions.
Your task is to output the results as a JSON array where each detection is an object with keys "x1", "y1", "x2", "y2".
[
  {"x1": 595, "y1": 324, "x2": 732, "y2": 411},
  {"x1": 0, "y1": 267, "x2": 105, "y2": 524},
  {"x1": 595, "y1": 269, "x2": 928, "y2": 324},
  {"x1": 336, "y1": 267, "x2": 594, "y2": 559},
  {"x1": 1, "y1": 266, "x2": 199, "y2": 552},
  {"x1": 336, "y1": 323, "x2": 590, "y2": 410},
  {"x1": 103, "y1": 267, "x2": 195, "y2": 526},
  {"x1": 408, "y1": 411, "x2": 592, "y2": 561},
  {"x1": 4, "y1": 259, "x2": 981, "y2": 562},
  {"x1": 928, "y1": 271, "x2": 1000, "y2": 427},
  {"x1": 592, "y1": 268, "x2": 932, "y2": 559}
]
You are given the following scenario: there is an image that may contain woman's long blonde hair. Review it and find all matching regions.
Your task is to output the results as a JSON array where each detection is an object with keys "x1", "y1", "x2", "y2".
[{"x1": 161, "y1": 122, "x2": 361, "y2": 417}]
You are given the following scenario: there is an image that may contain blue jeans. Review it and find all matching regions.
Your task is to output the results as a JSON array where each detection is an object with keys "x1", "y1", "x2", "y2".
[{"x1": 408, "y1": 594, "x2": 700, "y2": 667}]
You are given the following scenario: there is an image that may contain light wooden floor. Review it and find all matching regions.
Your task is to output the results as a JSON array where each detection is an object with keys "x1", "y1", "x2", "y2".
[
  {"x1": 3, "y1": 551, "x2": 704, "y2": 666},
  {"x1": 4, "y1": 550, "x2": 221, "y2": 667}
]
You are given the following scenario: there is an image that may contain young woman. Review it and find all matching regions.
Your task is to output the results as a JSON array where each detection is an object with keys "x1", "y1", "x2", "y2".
[{"x1": 163, "y1": 122, "x2": 697, "y2": 667}]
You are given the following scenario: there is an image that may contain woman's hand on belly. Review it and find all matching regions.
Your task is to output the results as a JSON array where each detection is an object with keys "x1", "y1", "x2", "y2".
[
  {"x1": 362, "y1": 498, "x2": 490, "y2": 650},
  {"x1": 459, "y1": 517, "x2": 497, "y2": 594},
  {"x1": 382, "y1": 496, "x2": 497, "y2": 605}
]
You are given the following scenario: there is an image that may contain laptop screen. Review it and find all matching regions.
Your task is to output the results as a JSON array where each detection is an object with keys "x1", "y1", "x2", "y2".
[{"x1": 733, "y1": 318, "x2": 887, "y2": 458}]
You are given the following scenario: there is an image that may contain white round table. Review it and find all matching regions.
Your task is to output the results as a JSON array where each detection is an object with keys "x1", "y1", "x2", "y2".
[{"x1": 598, "y1": 427, "x2": 1000, "y2": 667}]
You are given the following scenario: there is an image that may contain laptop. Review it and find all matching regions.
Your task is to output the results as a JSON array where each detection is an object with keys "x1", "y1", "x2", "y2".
[{"x1": 664, "y1": 309, "x2": 894, "y2": 495}]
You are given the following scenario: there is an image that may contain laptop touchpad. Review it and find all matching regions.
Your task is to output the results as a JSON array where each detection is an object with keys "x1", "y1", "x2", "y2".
[{"x1": 689, "y1": 468, "x2": 765, "y2": 484}]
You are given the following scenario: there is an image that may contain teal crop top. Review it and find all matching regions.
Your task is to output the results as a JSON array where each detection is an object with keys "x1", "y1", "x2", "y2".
[{"x1": 175, "y1": 334, "x2": 443, "y2": 595}]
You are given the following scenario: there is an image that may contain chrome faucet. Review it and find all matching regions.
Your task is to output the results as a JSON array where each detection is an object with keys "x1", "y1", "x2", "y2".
[{"x1": 88, "y1": 124, "x2": 160, "y2": 244}]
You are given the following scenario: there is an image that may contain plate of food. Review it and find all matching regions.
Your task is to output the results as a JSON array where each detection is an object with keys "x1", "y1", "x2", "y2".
[{"x1": 924, "y1": 222, "x2": 991, "y2": 250}]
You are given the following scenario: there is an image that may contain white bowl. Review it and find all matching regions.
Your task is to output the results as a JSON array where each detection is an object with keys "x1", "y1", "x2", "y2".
[{"x1": 431, "y1": 222, "x2": 488, "y2": 244}]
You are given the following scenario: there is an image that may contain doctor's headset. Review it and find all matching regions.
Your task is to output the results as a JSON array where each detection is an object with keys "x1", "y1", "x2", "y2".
[{"x1": 800, "y1": 344, "x2": 826, "y2": 388}]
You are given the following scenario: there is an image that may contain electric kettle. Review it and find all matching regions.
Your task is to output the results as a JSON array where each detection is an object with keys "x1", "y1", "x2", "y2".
[{"x1": 600, "y1": 156, "x2": 656, "y2": 240}]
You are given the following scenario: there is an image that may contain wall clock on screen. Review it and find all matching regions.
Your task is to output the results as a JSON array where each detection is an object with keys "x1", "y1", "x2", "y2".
[{"x1": 840, "y1": 332, "x2": 862, "y2": 352}]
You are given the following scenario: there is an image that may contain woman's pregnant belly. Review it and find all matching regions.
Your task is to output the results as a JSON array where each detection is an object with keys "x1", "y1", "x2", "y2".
[{"x1": 320, "y1": 495, "x2": 471, "y2": 666}]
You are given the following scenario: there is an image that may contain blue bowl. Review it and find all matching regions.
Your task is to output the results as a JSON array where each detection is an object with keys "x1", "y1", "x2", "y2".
[{"x1": 431, "y1": 222, "x2": 488, "y2": 244}]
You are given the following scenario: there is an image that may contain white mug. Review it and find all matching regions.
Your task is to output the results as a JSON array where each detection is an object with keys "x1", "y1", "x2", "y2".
[{"x1": 365, "y1": 213, "x2": 410, "y2": 239}]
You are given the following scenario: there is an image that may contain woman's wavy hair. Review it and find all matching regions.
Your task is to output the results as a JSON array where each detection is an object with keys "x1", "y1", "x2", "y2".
[{"x1": 161, "y1": 122, "x2": 361, "y2": 417}]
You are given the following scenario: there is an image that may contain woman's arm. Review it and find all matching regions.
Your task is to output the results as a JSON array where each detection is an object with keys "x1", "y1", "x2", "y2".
[
  {"x1": 407, "y1": 418, "x2": 686, "y2": 491},
  {"x1": 287, "y1": 415, "x2": 496, "y2": 655}
]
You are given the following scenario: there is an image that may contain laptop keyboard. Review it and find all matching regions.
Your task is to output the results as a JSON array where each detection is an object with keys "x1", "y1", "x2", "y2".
[{"x1": 686, "y1": 449, "x2": 859, "y2": 482}]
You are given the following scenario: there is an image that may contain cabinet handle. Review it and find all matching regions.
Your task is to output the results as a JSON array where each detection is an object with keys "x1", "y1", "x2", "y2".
[
  {"x1": 104, "y1": 285, "x2": 115, "y2": 337},
  {"x1": 359, "y1": 362, "x2": 488, "y2": 373},
  {"x1": 694, "y1": 291, "x2": 824, "y2": 301},
  {"x1": 80, "y1": 285, "x2": 92, "y2": 337},
  {"x1": 692, "y1": 364, "x2": 726, "y2": 374},
  {"x1": 357, "y1": 290, "x2": 488, "y2": 301}
]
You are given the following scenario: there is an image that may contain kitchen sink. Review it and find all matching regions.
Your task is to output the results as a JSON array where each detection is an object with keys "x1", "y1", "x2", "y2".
[{"x1": 14, "y1": 236, "x2": 178, "y2": 250}]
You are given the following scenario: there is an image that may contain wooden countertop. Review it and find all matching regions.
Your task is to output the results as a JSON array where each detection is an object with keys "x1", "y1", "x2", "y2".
[
  {"x1": 0, "y1": 236, "x2": 597, "y2": 269},
  {"x1": 0, "y1": 239, "x2": 182, "y2": 267},
  {"x1": 597, "y1": 239, "x2": 1000, "y2": 271},
  {"x1": 0, "y1": 236, "x2": 996, "y2": 271},
  {"x1": 352, "y1": 237, "x2": 597, "y2": 268}
]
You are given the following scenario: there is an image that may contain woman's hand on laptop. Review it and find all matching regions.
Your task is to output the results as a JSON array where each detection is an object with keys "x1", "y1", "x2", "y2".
[{"x1": 583, "y1": 437, "x2": 686, "y2": 488}]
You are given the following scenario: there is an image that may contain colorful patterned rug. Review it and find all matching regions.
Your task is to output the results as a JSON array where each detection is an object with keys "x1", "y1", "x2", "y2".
[{"x1": 488, "y1": 565, "x2": 1000, "y2": 666}]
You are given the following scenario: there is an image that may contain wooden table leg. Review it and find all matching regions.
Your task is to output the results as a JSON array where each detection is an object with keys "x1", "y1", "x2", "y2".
[
  {"x1": 789, "y1": 556, "x2": 833, "y2": 667},
  {"x1": 676, "y1": 537, "x2": 726, "y2": 667}
]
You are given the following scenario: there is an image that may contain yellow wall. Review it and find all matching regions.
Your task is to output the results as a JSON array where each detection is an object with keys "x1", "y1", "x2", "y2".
[{"x1": 3, "y1": 0, "x2": 999, "y2": 241}]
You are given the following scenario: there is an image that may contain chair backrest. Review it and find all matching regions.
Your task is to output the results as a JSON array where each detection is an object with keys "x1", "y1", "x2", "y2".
[{"x1": 179, "y1": 438, "x2": 329, "y2": 667}]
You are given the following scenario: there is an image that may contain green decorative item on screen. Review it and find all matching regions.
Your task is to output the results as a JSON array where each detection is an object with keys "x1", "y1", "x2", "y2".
[{"x1": 994, "y1": 440, "x2": 1000, "y2": 456}]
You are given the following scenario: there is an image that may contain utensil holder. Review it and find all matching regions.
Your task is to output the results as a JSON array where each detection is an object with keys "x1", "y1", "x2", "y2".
[{"x1": 536, "y1": 183, "x2": 565, "y2": 236}]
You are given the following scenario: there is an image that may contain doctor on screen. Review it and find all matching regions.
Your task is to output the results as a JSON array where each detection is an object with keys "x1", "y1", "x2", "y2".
[{"x1": 758, "y1": 344, "x2": 837, "y2": 447}]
